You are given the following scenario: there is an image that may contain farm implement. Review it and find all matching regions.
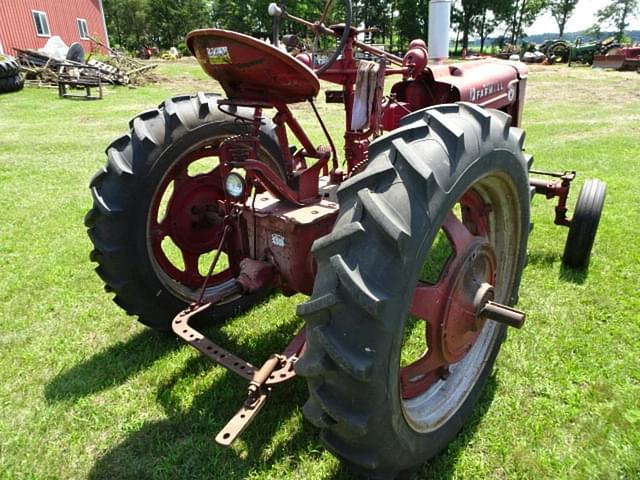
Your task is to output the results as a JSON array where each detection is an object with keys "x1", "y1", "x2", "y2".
[
  {"x1": 593, "y1": 45, "x2": 640, "y2": 71},
  {"x1": 85, "y1": 0, "x2": 606, "y2": 477}
]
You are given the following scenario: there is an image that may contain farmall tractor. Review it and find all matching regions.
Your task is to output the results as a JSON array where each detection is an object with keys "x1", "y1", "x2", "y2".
[{"x1": 85, "y1": 1, "x2": 606, "y2": 477}]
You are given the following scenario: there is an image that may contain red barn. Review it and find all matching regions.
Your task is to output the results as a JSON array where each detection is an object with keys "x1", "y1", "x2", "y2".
[{"x1": 0, "y1": 0, "x2": 109, "y2": 55}]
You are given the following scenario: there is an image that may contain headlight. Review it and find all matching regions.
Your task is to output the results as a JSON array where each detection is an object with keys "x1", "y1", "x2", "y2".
[{"x1": 224, "y1": 172, "x2": 246, "y2": 199}]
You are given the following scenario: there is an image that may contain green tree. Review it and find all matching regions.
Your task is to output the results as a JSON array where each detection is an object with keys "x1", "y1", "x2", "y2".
[
  {"x1": 595, "y1": 0, "x2": 639, "y2": 41},
  {"x1": 584, "y1": 24, "x2": 602, "y2": 40},
  {"x1": 459, "y1": 0, "x2": 481, "y2": 53},
  {"x1": 396, "y1": 0, "x2": 429, "y2": 49},
  {"x1": 453, "y1": 0, "x2": 510, "y2": 54},
  {"x1": 353, "y1": 0, "x2": 390, "y2": 44},
  {"x1": 496, "y1": 0, "x2": 548, "y2": 45},
  {"x1": 147, "y1": 0, "x2": 211, "y2": 48},
  {"x1": 475, "y1": 6, "x2": 500, "y2": 52},
  {"x1": 103, "y1": 0, "x2": 150, "y2": 50},
  {"x1": 548, "y1": 0, "x2": 579, "y2": 37},
  {"x1": 211, "y1": 0, "x2": 250, "y2": 31}
]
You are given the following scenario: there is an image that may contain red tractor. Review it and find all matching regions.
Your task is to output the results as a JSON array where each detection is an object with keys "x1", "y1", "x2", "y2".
[{"x1": 85, "y1": 1, "x2": 606, "y2": 477}]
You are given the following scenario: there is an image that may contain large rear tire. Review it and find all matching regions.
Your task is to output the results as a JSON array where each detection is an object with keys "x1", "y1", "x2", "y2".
[
  {"x1": 86, "y1": 93, "x2": 286, "y2": 330},
  {"x1": 0, "y1": 74, "x2": 24, "y2": 94},
  {"x1": 0, "y1": 54, "x2": 20, "y2": 78},
  {"x1": 296, "y1": 103, "x2": 531, "y2": 478},
  {"x1": 548, "y1": 41, "x2": 569, "y2": 63}
]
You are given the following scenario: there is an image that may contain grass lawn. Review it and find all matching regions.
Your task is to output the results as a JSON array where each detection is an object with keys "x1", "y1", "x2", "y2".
[{"x1": 0, "y1": 59, "x2": 638, "y2": 479}]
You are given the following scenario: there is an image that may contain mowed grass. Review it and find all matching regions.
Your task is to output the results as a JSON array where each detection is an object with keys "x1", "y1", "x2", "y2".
[{"x1": 0, "y1": 60, "x2": 638, "y2": 479}]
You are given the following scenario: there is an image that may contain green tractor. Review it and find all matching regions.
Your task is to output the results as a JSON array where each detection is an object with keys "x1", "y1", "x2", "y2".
[
  {"x1": 539, "y1": 37, "x2": 620, "y2": 66},
  {"x1": 544, "y1": 37, "x2": 620, "y2": 66},
  {"x1": 540, "y1": 39, "x2": 571, "y2": 63},
  {"x1": 569, "y1": 37, "x2": 621, "y2": 66}
]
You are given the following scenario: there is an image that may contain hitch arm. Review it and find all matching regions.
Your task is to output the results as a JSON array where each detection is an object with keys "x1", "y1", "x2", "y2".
[
  {"x1": 215, "y1": 354, "x2": 283, "y2": 446},
  {"x1": 171, "y1": 300, "x2": 306, "y2": 446}
]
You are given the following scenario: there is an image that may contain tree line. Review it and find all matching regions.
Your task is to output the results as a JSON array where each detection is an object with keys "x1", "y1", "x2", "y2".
[{"x1": 103, "y1": 0, "x2": 638, "y2": 52}]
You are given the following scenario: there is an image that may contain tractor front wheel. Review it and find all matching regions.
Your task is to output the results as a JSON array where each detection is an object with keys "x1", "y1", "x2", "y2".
[
  {"x1": 86, "y1": 93, "x2": 285, "y2": 330},
  {"x1": 296, "y1": 103, "x2": 531, "y2": 478},
  {"x1": 562, "y1": 178, "x2": 606, "y2": 269}
]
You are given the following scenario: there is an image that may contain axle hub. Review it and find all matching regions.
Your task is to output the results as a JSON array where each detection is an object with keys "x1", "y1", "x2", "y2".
[{"x1": 401, "y1": 208, "x2": 525, "y2": 399}]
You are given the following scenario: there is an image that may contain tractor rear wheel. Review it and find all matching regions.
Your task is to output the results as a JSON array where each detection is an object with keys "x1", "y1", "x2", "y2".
[
  {"x1": 0, "y1": 74, "x2": 24, "y2": 94},
  {"x1": 296, "y1": 103, "x2": 531, "y2": 478},
  {"x1": 0, "y1": 54, "x2": 20, "y2": 78},
  {"x1": 562, "y1": 179, "x2": 606, "y2": 269},
  {"x1": 0, "y1": 55, "x2": 24, "y2": 94},
  {"x1": 548, "y1": 41, "x2": 569, "y2": 63},
  {"x1": 86, "y1": 93, "x2": 285, "y2": 330}
]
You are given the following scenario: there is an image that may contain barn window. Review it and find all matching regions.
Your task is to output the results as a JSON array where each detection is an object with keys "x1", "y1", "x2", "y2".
[
  {"x1": 77, "y1": 19, "x2": 89, "y2": 39},
  {"x1": 32, "y1": 11, "x2": 50, "y2": 37}
]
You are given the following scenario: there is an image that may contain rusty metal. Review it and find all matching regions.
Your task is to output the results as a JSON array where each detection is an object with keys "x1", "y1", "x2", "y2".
[
  {"x1": 172, "y1": 301, "x2": 256, "y2": 380},
  {"x1": 215, "y1": 390, "x2": 269, "y2": 446},
  {"x1": 529, "y1": 170, "x2": 576, "y2": 227},
  {"x1": 236, "y1": 258, "x2": 277, "y2": 292},
  {"x1": 404, "y1": 205, "x2": 497, "y2": 399},
  {"x1": 480, "y1": 302, "x2": 526, "y2": 329},
  {"x1": 197, "y1": 224, "x2": 232, "y2": 304},
  {"x1": 214, "y1": 327, "x2": 305, "y2": 445},
  {"x1": 187, "y1": 29, "x2": 320, "y2": 104},
  {"x1": 248, "y1": 354, "x2": 283, "y2": 403},
  {"x1": 172, "y1": 294, "x2": 307, "y2": 447},
  {"x1": 596, "y1": 55, "x2": 639, "y2": 71},
  {"x1": 242, "y1": 190, "x2": 338, "y2": 295}
]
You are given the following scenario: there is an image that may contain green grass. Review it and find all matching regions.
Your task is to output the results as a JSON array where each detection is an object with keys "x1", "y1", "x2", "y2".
[{"x1": 0, "y1": 60, "x2": 639, "y2": 479}]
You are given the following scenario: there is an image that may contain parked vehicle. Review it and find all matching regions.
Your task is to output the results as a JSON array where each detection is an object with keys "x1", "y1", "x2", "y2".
[{"x1": 85, "y1": 1, "x2": 606, "y2": 476}]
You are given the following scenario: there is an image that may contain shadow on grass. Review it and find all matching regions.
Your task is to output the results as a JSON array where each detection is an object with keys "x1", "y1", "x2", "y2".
[
  {"x1": 526, "y1": 250, "x2": 559, "y2": 267},
  {"x1": 45, "y1": 329, "x2": 179, "y2": 403},
  {"x1": 559, "y1": 263, "x2": 588, "y2": 284},
  {"x1": 527, "y1": 250, "x2": 589, "y2": 285},
  {"x1": 87, "y1": 369, "x2": 332, "y2": 480},
  {"x1": 86, "y1": 314, "x2": 351, "y2": 480},
  {"x1": 86, "y1": 320, "x2": 500, "y2": 480}
]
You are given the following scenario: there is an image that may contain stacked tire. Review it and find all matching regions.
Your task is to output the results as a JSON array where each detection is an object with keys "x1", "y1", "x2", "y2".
[{"x1": 0, "y1": 55, "x2": 24, "y2": 94}]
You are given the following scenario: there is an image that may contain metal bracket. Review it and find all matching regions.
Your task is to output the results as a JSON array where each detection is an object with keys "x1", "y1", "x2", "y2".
[
  {"x1": 529, "y1": 169, "x2": 577, "y2": 227},
  {"x1": 171, "y1": 301, "x2": 306, "y2": 446}
]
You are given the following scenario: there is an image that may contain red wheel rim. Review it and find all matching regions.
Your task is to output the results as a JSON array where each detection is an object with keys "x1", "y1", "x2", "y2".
[
  {"x1": 400, "y1": 189, "x2": 497, "y2": 400},
  {"x1": 148, "y1": 146, "x2": 233, "y2": 291}
]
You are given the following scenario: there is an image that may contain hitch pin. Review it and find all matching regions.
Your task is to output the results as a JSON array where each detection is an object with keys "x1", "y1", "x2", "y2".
[
  {"x1": 246, "y1": 354, "x2": 283, "y2": 406},
  {"x1": 215, "y1": 354, "x2": 284, "y2": 446}
]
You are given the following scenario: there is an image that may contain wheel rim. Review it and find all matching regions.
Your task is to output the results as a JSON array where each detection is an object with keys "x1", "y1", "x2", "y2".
[
  {"x1": 551, "y1": 45, "x2": 567, "y2": 62},
  {"x1": 147, "y1": 140, "x2": 235, "y2": 302},
  {"x1": 400, "y1": 172, "x2": 523, "y2": 433}
]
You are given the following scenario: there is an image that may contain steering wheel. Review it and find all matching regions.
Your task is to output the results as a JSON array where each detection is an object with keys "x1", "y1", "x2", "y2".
[{"x1": 269, "y1": 0, "x2": 353, "y2": 75}]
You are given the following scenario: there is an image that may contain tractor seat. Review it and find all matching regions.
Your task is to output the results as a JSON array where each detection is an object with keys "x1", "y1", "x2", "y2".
[{"x1": 187, "y1": 29, "x2": 320, "y2": 105}]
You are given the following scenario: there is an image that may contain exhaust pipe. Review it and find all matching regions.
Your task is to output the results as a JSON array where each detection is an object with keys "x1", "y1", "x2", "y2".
[{"x1": 428, "y1": 0, "x2": 451, "y2": 64}]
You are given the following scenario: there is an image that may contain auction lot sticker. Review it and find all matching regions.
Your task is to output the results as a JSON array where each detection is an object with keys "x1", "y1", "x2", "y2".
[{"x1": 207, "y1": 46, "x2": 231, "y2": 64}]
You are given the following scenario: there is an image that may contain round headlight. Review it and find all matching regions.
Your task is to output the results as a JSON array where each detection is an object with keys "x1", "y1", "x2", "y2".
[{"x1": 224, "y1": 172, "x2": 245, "y2": 198}]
